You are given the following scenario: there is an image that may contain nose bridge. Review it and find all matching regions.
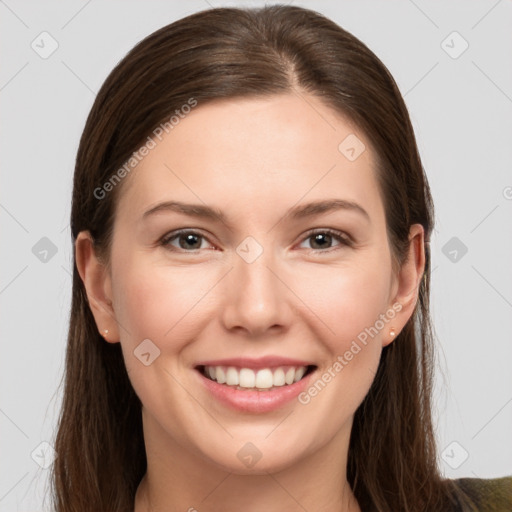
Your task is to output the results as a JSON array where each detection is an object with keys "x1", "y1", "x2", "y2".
[
  {"x1": 221, "y1": 235, "x2": 289, "y2": 333},
  {"x1": 235, "y1": 234, "x2": 281, "y2": 304}
]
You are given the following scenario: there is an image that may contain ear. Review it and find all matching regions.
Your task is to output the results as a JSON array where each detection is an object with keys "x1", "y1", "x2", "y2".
[
  {"x1": 383, "y1": 223, "x2": 425, "y2": 347},
  {"x1": 75, "y1": 231, "x2": 120, "y2": 343}
]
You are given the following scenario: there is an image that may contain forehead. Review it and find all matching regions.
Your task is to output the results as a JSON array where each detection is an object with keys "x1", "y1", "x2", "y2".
[{"x1": 116, "y1": 93, "x2": 384, "y2": 227}]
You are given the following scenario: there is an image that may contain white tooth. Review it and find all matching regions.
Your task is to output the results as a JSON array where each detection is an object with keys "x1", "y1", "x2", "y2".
[
  {"x1": 273, "y1": 368, "x2": 285, "y2": 386},
  {"x1": 255, "y1": 369, "x2": 273, "y2": 389},
  {"x1": 207, "y1": 366, "x2": 216, "y2": 380},
  {"x1": 239, "y1": 368, "x2": 256, "y2": 388},
  {"x1": 285, "y1": 367, "x2": 295, "y2": 385},
  {"x1": 216, "y1": 367, "x2": 226, "y2": 384},
  {"x1": 226, "y1": 367, "x2": 239, "y2": 386},
  {"x1": 294, "y1": 366, "x2": 306, "y2": 382}
]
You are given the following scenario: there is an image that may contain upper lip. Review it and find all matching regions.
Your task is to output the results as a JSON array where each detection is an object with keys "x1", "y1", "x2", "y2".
[{"x1": 194, "y1": 356, "x2": 315, "y2": 370}]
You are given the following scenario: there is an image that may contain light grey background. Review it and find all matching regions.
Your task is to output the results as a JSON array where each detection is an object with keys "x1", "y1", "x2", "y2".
[{"x1": 1, "y1": 1, "x2": 511, "y2": 510}]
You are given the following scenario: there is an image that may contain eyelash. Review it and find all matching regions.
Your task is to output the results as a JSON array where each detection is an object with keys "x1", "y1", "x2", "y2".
[{"x1": 159, "y1": 228, "x2": 353, "y2": 254}]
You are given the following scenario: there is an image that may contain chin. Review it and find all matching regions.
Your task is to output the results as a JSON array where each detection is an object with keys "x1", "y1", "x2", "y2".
[
  {"x1": 195, "y1": 434, "x2": 313, "y2": 476},
  {"x1": 210, "y1": 451, "x2": 301, "y2": 476}
]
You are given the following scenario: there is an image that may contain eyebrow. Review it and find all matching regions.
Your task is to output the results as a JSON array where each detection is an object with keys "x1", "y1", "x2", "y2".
[{"x1": 142, "y1": 198, "x2": 370, "y2": 226}]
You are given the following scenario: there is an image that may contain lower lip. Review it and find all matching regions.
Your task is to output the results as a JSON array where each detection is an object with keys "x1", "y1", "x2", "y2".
[{"x1": 196, "y1": 369, "x2": 314, "y2": 413}]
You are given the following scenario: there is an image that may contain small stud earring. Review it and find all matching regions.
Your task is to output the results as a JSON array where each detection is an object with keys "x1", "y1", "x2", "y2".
[
  {"x1": 389, "y1": 328, "x2": 396, "y2": 337},
  {"x1": 102, "y1": 329, "x2": 109, "y2": 339}
]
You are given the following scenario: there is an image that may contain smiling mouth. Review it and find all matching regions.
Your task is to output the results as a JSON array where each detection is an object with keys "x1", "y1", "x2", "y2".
[{"x1": 196, "y1": 364, "x2": 317, "y2": 391}]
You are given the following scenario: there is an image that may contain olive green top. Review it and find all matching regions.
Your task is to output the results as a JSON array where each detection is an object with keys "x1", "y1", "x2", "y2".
[{"x1": 452, "y1": 476, "x2": 512, "y2": 511}]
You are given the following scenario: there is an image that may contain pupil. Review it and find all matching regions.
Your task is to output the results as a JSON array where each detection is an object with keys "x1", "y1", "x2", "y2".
[
  {"x1": 180, "y1": 233, "x2": 200, "y2": 249},
  {"x1": 312, "y1": 233, "x2": 331, "y2": 249}
]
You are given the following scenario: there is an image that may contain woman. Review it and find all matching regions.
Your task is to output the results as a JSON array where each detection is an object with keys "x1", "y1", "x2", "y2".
[{"x1": 51, "y1": 5, "x2": 512, "y2": 511}]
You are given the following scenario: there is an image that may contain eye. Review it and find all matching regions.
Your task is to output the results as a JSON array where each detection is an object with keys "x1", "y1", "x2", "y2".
[
  {"x1": 160, "y1": 230, "x2": 215, "y2": 252},
  {"x1": 159, "y1": 228, "x2": 352, "y2": 254},
  {"x1": 298, "y1": 229, "x2": 352, "y2": 252}
]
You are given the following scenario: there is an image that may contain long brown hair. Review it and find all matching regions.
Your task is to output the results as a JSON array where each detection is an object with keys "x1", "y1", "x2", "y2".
[{"x1": 51, "y1": 5, "x2": 476, "y2": 511}]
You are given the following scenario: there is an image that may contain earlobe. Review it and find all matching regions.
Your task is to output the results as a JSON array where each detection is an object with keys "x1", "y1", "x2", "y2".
[
  {"x1": 382, "y1": 326, "x2": 397, "y2": 348},
  {"x1": 75, "y1": 231, "x2": 120, "y2": 343}
]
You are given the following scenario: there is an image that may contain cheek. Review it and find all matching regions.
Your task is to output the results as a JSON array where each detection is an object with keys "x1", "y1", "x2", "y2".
[
  {"x1": 291, "y1": 256, "x2": 392, "y2": 352},
  {"x1": 110, "y1": 249, "x2": 225, "y2": 375},
  {"x1": 290, "y1": 258, "x2": 391, "y2": 403},
  {"x1": 292, "y1": 265, "x2": 389, "y2": 430},
  {"x1": 110, "y1": 258, "x2": 213, "y2": 417}
]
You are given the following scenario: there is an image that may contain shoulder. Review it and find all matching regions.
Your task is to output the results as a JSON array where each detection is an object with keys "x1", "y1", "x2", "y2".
[{"x1": 450, "y1": 476, "x2": 512, "y2": 511}]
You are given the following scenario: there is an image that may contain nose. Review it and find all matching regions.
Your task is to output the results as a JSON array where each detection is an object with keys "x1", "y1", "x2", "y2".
[{"x1": 220, "y1": 242, "x2": 294, "y2": 337}]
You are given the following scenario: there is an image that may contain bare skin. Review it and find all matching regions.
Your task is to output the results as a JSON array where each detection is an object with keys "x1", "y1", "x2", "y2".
[{"x1": 76, "y1": 92, "x2": 425, "y2": 512}]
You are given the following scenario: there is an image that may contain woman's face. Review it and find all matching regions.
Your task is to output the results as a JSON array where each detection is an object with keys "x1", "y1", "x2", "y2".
[{"x1": 84, "y1": 93, "x2": 422, "y2": 474}]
